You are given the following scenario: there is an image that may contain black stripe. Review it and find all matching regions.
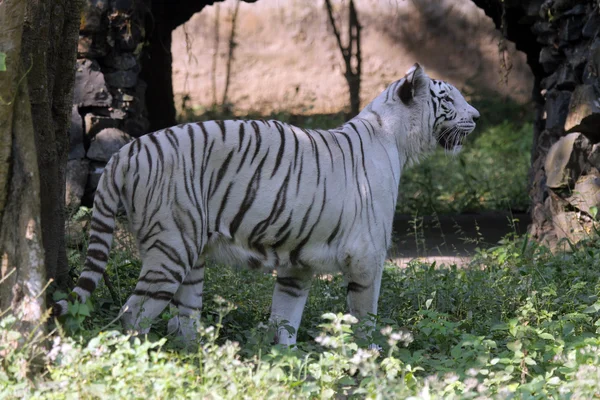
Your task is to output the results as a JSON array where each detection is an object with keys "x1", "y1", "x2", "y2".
[
  {"x1": 76, "y1": 276, "x2": 96, "y2": 293},
  {"x1": 87, "y1": 248, "x2": 108, "y2": 263},
  {"x1": 89, "y1": 234, "x2": 110, "y2": 249},
  {"x1": 347, "y1": 282, "x2": 369, "y2": 293},
  {"x1": 276, "y1": 277, "x2": 302, "y2": 290},
  {"x1": 132, "y1": 289, "x2": 174, "y2": 301},
  {"x1": 181, "y1": 276, "x2": 205, "y2": 286},
  {"x1": 250, "y1": 121, "x2": 262, "y2": 164},
  {"x1": 327, "y1": 211, "x2": 344, "y2": 245},
  {"x1": 315, "y1": 130, "x2": 334, "y2": 169},
  {"x1": 216, "y1": 120, "x2": 227, "y2": 142},
  {"x1": 229, "y1": 150, "x2": 270, "y2": 237},
  {"x1": 83, "y1": 258, "x2": 105, "y2": 274},
  {"x1": 277, "y1": 287, "x2": 302, "y2": 298},
  {"x1": 148, "y1": 133, "x2": 164, "y2": 166},
  {"x1": 210, "y1": 150, "x2": 234, "y2": 199},
  {"x1": 238, "y1": 122, "x2": 245, "y2": 151},
  {"x1": 272, "y1": 121, "x2": 286, "y2": 178},
  {"x1": 371, "y1": 110, "x2": 383, "y2": 127},
  {"x1": 90, "y1": 217, "x2": 114, "y2": 234},
  {"x1": 215, "y1": 182, "x2": 234, "y2": 231}
]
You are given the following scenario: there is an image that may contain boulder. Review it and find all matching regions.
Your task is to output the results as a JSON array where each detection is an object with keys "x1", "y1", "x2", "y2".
[
  {"x1": 564, "y1": 84, "x2": 600, "y2": 140},
  {"x1": 84, "y1": 113, "x2": 120, "y2": 137},
  {"x1": 545, "y1": 132, "x2": 592, "y2": 188},
  {"x1": 73, "y1": 59, "x2": 112, "y2": 107},
  {"x1": 567, "y1": 173, "x2": 600, "y2": 215},
  {"x1": 69, "y1": 106, "x2": 85, "y2": 160},
  {"x1": 590, "y1": 143, "x2": 600, "y2": 168},
  {"x1": 104, "y1": 69, "x2": 139, "y2": 88},
  {"x1": 545, "y1": 90, "x2": 572, "y2": 131},
  {"x1": 553, "y1": 211, "x2": 590, "y2": 244},
  {"x1": 540, "y1": 46, "x2": 563, "y2": 72},
  {"x1": 80, "y1": 0, "x2": 109, "y2": 33},
  {"x1": 65, "y1": 159, "x2": 90, "y2": 209},
  {"x1": 87, "y1": 128, "x2": 132, "y2": 162}
]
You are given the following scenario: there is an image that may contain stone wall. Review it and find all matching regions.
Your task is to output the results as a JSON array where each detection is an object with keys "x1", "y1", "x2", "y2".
[
  {"x1": 526, "y1": 0, "x2": 600, "y2": 248},
  {"x1": 66, "y1": 0, "x2": 150, "y2": 209}
]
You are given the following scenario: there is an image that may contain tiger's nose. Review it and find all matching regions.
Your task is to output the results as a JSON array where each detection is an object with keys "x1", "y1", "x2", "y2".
[{"x1": 471, "y1": 109, "x2": 480, "y2": 123}]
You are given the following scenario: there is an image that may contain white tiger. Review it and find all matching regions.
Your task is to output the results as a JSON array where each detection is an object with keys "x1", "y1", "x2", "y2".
[{"x1": 55, "y1": 64, "x2": 479, "y2": 345}]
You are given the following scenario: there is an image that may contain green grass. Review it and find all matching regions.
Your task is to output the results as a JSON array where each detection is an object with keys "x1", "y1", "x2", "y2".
[{"x1": 3, "y1": 229, "x2": 600, "y2": 398}]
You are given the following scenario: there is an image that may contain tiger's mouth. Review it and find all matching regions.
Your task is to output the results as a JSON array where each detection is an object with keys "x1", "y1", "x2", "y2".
[{"x1": 436, "y1": 121, "x2": 475, "y2": 151}]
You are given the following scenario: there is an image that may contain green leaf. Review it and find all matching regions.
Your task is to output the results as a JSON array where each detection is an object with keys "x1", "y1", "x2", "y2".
[
  {"x1": 0, "y1": 52, "x2": 6, "y2": 72},
  {"x1": 583, "y1": 301, "x2": 600, "y2": 314},
  {"x1": 590, "y1": 206, "x2": 598, "y2": 220},
  {"x1": 538, "y1": 332, "x2": 555, "y2": 340}
]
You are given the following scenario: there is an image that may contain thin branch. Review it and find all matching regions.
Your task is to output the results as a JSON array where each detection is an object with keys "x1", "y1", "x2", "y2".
[
  {"x1": 222, "y1": 0, "x2": 241, "y2": 108},
  {"x1": 211, "y1": 4, "x2": 221, "y2": 106}
]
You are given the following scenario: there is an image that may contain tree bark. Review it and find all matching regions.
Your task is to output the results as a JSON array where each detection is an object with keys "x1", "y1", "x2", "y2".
[
  {"x1": 20, "y1": 0, "x2": 83, "y2": 288},
  {"x1": 0, "y1": 0, "x2": 46, "y2": 332},
  {"x1": 0, "y1": 0, "x2": 82, "y2": 328}
]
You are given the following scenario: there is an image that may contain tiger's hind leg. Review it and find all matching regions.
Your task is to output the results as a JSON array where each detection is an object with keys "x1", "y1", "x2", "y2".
[
  {"x1": 121, "y1": 237, "x2": 190, "y2": 336},
  {"x1": 343, "y1": 252, "x2": 385, "y2": 337},
  {"x1": 269, "y1": 267, "x2": 313, "y2": 346},
  {"x1": 167, "y1": 258, "x2": 206, "y2": 341}
]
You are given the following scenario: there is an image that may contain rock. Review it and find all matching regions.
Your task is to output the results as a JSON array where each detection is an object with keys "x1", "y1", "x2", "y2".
[
  {"x1": 532, "y1": 21, "x2": 557, "y2": 46},
  {"x1": 555, "y1": 64, "x2": 577, "y2": 90},
  {"x1": 104, "y1": 52, "x2": 138, "y2": 70},
  {"x1": 66, "y1": 159, "x2": 90, "y2": 209},
  {"x1": 564, "y1": 43, "x2": 589, "y2": 74},
  {"x1": 545, "y1": 90, "x2": 571, "y2": 131},
  {"x1": 81, "y1": 0, "x2": 109, "y2": 33},
  {"x1": 87, "y1": 128, "x2": 132, "y2": 162},
  {"x1": 545, "y1": 132, "x2": 592, "y2": 188},
  {"x1": 553, "y1": 211, "x2": 590, "y2": 244},
  {"x1": 110, "y1": 108, "x2": 127, "y2": 119},
  {"x1": 558, "y1": 16, "x2": 585, "y2": 43},
  {"x1": 583, "y1": 41, "x2": 600, "y2": 84},
  {"x1": 124, "y1": 116, "x2": 150, "y2": 137},
  {"x1": 567, "y1": 173, "x2": 600, "y2": 215},
  {"x1": 563, "y1": 4, "x2": 587, "y2": 16},
  {"x1": 104, "y1": 69, "x2": 138, "y2": 88},
  {"x1": 583, "y1": 8, "x2": 600, "y2": 38},
  {"x1": 564, "y1": 84, "x2": 600, "y2": 140},
  {"x1": 84, "y1": 113, "x2": 120, "y2": 137},
  {"x1": 540, "y1": 46, "x2": 563, "y2": 73},
  {"x1": 541, "y1": 70, "x2": 558, "y2": 90},
  {"x1": 69, "y1": 106, "x2": 86, "y2": 160},
  {"x1": 73, "y1": 59, "x2": 112, "y2": 107},
  {"x1": 77, "y1": 34, "x2": 108, "y2": 58},
  {"x1": 590, "y1": 143, "x2": 600, "y2": 168}
]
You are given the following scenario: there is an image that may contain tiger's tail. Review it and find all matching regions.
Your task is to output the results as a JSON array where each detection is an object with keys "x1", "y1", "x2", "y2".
[{"x1": 53, "y1": 154, "x2": 124, "y2": 317}]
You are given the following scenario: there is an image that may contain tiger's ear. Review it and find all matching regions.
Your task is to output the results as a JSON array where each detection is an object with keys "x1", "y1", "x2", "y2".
[{"x1": 399, "y1": 63, "x2": 426, "y2": 104}]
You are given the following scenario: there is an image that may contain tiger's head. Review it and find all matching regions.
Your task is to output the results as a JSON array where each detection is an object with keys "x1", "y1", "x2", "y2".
[{"x1": 365, "y1": 63, "x2": 480, "y2": 162}]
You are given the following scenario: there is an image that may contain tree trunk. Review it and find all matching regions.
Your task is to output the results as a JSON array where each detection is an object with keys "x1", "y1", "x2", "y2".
[
  {"x1": 0, "y1": 0, "x2": 45, "y2": 332},
  {"x1": 473, "y1": 0, "x2": 600, "y2": 250},
  {"x1": 324, "y1": 0, "x2": 362, "y2": 118},
  {"x1": 0, "y1": 0, "x2": 82, "y2": 327}
]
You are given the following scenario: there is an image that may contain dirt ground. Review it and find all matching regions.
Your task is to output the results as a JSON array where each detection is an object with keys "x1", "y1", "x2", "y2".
[{"x1": 171, "y1": 0, "x2": 533, "y2": 116}]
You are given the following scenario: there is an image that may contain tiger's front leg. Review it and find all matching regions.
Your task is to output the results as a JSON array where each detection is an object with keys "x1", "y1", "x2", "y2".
[{"x1": 269, "y1": 267, "x2": 312, "y2": 345}]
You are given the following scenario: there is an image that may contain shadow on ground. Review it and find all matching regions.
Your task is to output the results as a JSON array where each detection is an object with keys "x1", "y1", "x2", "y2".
[{"x1": 389, "y1": 212, "x2": 531, "y2": 267}]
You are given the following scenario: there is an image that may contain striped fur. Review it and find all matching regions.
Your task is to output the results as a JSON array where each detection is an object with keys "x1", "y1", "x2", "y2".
[{"x1": 55, "y1": 64, "x2": 479, "y2": 344}]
